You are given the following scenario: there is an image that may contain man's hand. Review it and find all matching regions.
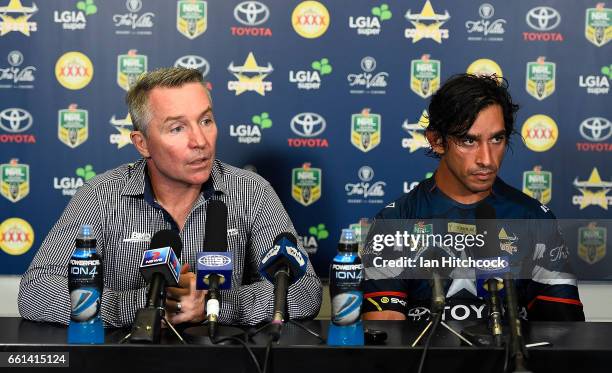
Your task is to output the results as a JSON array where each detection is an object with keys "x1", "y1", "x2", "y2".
[{"x1": 165, "y1": 263, "x2": 207, "y2": 324}]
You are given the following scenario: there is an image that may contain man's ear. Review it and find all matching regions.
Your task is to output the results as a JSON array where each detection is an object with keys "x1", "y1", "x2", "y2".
[
  {"x1": 130, "y1": 131, "x2": 150, "y2": 158},
  {"x1": 426, "y1": 130, "x2": 445, "y2": 156}
]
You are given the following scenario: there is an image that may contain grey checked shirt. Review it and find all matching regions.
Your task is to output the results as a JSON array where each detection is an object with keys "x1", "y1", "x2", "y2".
[{"x1": 18, "y1": 158, "x2": 322, "y2": 327}]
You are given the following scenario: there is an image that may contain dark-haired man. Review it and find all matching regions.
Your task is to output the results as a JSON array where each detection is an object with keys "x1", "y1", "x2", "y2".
[
  {"x1": 19, "y1": 67, "x2": 322, "y2": 327},
  {"x1": 363, "y1": 74, "x2": 584, "y2": 322}
]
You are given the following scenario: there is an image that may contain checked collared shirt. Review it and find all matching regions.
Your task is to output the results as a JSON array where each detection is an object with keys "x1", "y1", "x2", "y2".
[{"x1": 19, "y1": 158, "x2": 322, "y2": 327}]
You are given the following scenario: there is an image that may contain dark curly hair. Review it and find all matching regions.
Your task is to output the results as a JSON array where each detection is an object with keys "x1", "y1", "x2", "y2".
[{"x1": 425, "y1": 74, "x2": 519, "y2": 157}]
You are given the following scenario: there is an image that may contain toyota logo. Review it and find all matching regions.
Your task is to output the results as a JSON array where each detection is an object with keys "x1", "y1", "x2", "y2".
[
  {"x1": 198, "y1": 254, "x2": 231, "y2": 267},
  {"x1": 290, "y1": 113, "x2": 326, "y2": 137},
  {"x1": 174, "y1": 55, "x2": 210, "y2": 77},
  {"x1": 579, "y1": 117, "x2": 611, "y2": 142},
  {"x1": 0, "y1": 108, "x2": 33, "y2": 133},
  {"x1": 234, "y1": 1, "x2": 270, "y2": 26},
  {"x1": 358, "y1": 166, "x2": 374, "y2": 182},
  {"x1": 526, "y1": 6, "x2": 561, "y2": 31}
]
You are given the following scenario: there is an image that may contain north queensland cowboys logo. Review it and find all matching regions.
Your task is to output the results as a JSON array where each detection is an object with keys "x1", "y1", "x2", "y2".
[
  {"x1": 401, "y1": 110, "x2": 430, "y2": 153},
  {"x1": 292, "y1": 162, "x2": 321, "y2": 206},
  {"x1": 117, "y1": 49, "x2": 147, "y2": 91},
  {"x1": 573, "y1": 168, "x2": 612, "y2": 210},
  {"x1": 58, "y1": 104, "x2": 88, "y2": 148},
  {"x1": 522, "y1": 166, "x2": 552, "y2": 204},
  {"x1": 578, "y1": 222, "x2": 607, "y2": 264},
  {"x1": 177, "y1": 0, "x2": 207, "y2": 39},
  {"x1": 351, "y1": 108, "x2": 381, "y2": 152},
  {"x1": 227, "y1": 52, "x2": 273, "y2": 96},
  {"x1": 109, "y1": 113, "x2": 133, "y2": 149},
  {"x1": 585, "y1": 3, "x2": 611, "y2": 47},
  {"x1": 0, "y1": 158, "x2": 29, "y2": 203},
  {"x1": 526, "y1": 56, "x2": 555, "y2": 100},
  {"x1": 404, "y1": 0, "x2": 450, "y2": 43},
  {"x1": 410, "y1": 54, "x2": 440, "y2": 98},
  {"x1": 0, "y1": 0, "x2": 38, "y2": 36}
]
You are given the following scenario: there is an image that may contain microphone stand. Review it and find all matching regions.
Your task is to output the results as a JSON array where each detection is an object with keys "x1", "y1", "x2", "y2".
[
  {"x1": 411, "y1": 271, "x2": 474, "y2": 347},
  {"x1": 503, "y1": 273, "x2": 531, "y2": 373}
]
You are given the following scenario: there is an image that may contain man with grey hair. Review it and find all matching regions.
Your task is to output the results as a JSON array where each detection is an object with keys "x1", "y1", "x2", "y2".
[{"x1": 19, "y1": 67, "x2": 322, "y2": 327}]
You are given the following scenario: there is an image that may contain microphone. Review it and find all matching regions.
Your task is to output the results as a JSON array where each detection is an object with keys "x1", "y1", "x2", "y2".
[
  {"x1": 474, "y1": 202, "x2": 504, "y2": 346},
  {"x1": 259, "y1": 232, "x2": 308, "y2": 340},
  {"x1": 130, "y1": 230, "x2": 183, "y2": 343},
  {"x1": 196, "y1": 200, "x2": 232, "y2": 339}
]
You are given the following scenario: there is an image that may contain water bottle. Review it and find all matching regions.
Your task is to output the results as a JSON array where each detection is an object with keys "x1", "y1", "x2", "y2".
[
  {"x1": 68, "y1": 224, "x2": 104, "y2": 344},
  {"x1": 327, "y1": 228, "x2": 364, "y2": 345}
]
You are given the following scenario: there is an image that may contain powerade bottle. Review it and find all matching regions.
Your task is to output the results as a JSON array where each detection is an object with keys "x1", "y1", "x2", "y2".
[
  {"x1": 68, "y1": 224, "x2": 104, "y2": 344},
  {"x1": 327, "y1": 229, "x2": 364, "y2": 346}
]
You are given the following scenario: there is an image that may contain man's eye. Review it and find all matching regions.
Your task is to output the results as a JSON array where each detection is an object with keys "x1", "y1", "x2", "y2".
[
  {"x1": 491, "y1": 136, "x2": 505, "y2": 144},
  {"x1": 462, "y1": 138, "x2": 476, "y2": 146},
  {"x1": 170, "y1": 125, "x2": 184, "y2": 133},
  {"x1": 200, "y1": 117, "x2": 213, "y2": 126}
]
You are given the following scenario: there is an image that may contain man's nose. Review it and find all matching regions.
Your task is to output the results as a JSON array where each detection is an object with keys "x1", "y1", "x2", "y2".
[
  {"x1": 189, "y1": 124, "x2": 209, "y2": 148},
  {"x1": 475, "y1": 141, "x2": 493, "y2": 167}
]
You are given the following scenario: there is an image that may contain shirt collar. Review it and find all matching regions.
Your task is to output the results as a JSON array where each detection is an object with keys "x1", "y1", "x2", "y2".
[
  {"x1": 426, "y1": 173, "x2": 502, "y2": 206},
  {"x1": 121, "y1": 158, "x2": 228, "y2": 199}
]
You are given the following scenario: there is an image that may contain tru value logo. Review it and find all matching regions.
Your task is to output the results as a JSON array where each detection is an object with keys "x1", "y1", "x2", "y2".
[
  {"x1": 289, "y1": 58, "x2": 332, "y2": 90},
  {"x1": 349, "y1": 3, "x2": 392, "y2": 36},
  {"x1": 229, "y1": 112, "x2": 272, "y2": 144}
]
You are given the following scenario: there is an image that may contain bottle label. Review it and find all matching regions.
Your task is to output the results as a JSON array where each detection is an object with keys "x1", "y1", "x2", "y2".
[
  {"x1": 69, "y1": 249, "x2": 103, "y2": 323},
  {"x1": 331, "y1": 291, "x2": 362, "y2": 326},
  {"x1": 70, "y1": 287, "x2": 101, "y2": 322}
]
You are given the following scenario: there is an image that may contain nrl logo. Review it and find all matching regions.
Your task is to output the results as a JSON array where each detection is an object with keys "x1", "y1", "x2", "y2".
[
  {"x1": 0, "y1": 158, "x2": 29, "y2": 203},
  {"x1": 585, "y1": 3, "x2": 611, "y2": 47},
  {"x1": 177, "y1": 0, "x2": 206, "y2": 39},
  {"x1": 526, "y1": 56, "x2": 556, "y2": 100},
  {"x1": 117, "y1": 49, "x2": 147, "y2": 91},
  {"x1": 522, "y1": 165, "x2": 552, "y2": 205},
  {"x1": 351, "y1": 108, "x2": 381, "y2": 152},
  {"x1": 404, "y1": 0, "x2": 449, "y2": 43},
  {"x1": 58, "y1": 104, "x2": 88, "y2": 148},
  {"x1": 410, "y1": 54, "x2": 440, "y2": 98},
  {"x1": 291, "y1": 162, "x2": 321, "y2": 206},
  {"x1": 578, "y1": 222, "x2": 607, "y2": 264}
]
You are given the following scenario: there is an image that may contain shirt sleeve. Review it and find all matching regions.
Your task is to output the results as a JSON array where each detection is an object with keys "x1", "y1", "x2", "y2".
[
  {"x1": 218, "y1": 181, "x2": 322, "y2": 325},
  {"x1": 17, "y1": 183, "x2": 148, "y2": 327},
  {"x1": 526, "y1": 209, "x2": 585, "y2": 321}
]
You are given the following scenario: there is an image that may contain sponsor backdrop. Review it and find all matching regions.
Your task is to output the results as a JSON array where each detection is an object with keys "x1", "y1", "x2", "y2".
[{"x1": 0, "y1": 0, "x2": 610, "y2": 278}]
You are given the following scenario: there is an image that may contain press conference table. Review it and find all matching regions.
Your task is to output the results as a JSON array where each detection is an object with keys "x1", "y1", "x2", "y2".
[{"x1": 0, "y1": 317, "x2": 610, "y2": 372}]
